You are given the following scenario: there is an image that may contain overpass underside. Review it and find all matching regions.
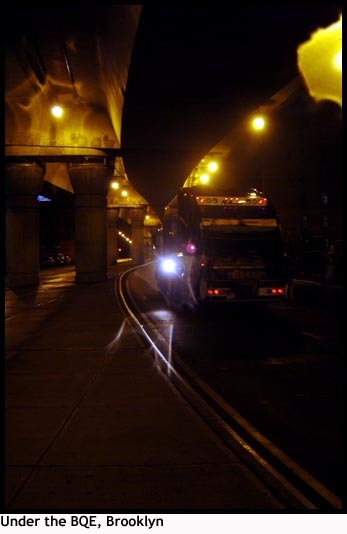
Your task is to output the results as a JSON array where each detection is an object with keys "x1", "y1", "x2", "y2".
[{"x1": 5, "y1": 6, "x2": 156, "y2": 288}]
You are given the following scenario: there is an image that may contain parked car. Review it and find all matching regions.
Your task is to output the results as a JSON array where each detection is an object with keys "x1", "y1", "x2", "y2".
[{"x1": 40, "y1": 250, "x2": 55, "y2": 268}]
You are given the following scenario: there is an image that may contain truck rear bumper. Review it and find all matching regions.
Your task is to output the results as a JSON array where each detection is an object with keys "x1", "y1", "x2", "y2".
[{"x1": 205, "y1": 281, "x2": 288, "y2": 301}]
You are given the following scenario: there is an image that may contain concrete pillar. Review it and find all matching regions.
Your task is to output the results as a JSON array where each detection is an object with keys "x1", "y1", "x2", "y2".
[
  {"x1": 107, "y1": 207, "x2": 120, "y2": 267},
  {"x1": 144, "y1": 227, "x2": 153, "y2": 262},
  {"x1": 68, "y1": 162, "x2": 113, "y2": 283},
  {"x1": 6, "y1": 162, "x2": 45, "y2": 287},
  {"x1": 129, "y1": 207, "x2": 146, "y2": 265}
]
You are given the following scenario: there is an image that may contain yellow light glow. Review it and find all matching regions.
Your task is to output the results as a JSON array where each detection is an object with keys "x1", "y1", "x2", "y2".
[
  {"x1": 334, "y1": 52, "x2": 342, "y2": 70},
  {"x1": 111, "y1": 181, "x2": 119, "y2": 189},
  {"x1": 208, "y1": 161, "x2": 218, "y2": 172},
  {"x1": 252, "y1": 116, "x2": 265, "y2": 131},
  {"x1": 297, "y1": 15, "x2": 342, "y2": 107},
  {"x1": 51, "y1": 105, "x2": 63, "y2": 118},
  {"x1": 200, "y1": 174, "x2": 209, "y2": 184},
  {"x1": 121, "y1": 190, "x2": 128, "y2": 197}
]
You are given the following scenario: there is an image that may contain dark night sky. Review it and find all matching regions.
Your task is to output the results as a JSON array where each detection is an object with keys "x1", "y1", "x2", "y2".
[{"x1": 121, "y1": 4, "x2": 341, "y2": 217}]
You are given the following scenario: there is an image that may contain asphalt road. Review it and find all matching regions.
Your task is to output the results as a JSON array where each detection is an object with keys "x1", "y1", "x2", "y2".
[{"x1": 126, "y1": 263, "x2": 342, "y2": 498}]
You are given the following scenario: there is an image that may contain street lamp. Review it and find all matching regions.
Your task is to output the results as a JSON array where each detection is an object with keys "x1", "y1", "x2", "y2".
[
  {"x1": 51, "y1": 105, "x2": 63, "y2": 118},
  {"x1": 200, "y1": 173, "x2": 209, "y2": 184},
  {"x1": 248, "y1": 115, "x2": 267, "y2": 191},
  {"x1": 207, "y1": 161, "x2": 219, "y2": 172},
  {"x1": 185, "y1": 157, "x2": 220, "y2": 187},
  {"x1": 251, "y1": 115, "x2": 266, "y2": 132}
]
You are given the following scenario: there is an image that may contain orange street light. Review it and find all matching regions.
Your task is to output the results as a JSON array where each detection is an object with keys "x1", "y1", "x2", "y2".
[
  {"x1": 207, "y1": 161, "x2": 219, "y2": 172},
  {"x1": 199, "y1": 173, "x2": 209, "y2": 184},
  {"x1": 51, "y1": 105, "x2": 63, "y2": 118},
  {"x1": 251, "y1": 115, "x2": 266, "y2": 131}
]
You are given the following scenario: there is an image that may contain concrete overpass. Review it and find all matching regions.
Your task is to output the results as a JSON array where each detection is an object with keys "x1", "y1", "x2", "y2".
[
  {"x1": 5, "y1": 5, "x2": 161, "y2": 288},
  {"x1": 5, "y1": 6, "x2": 341, "y2": 288}
]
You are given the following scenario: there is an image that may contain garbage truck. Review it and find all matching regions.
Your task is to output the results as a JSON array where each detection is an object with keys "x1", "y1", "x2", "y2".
[{"x1": 156, "y1": 185, "x2": 290, "y2": 308}]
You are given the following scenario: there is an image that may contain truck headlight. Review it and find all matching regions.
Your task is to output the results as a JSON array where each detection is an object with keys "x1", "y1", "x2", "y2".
[{"x1": 160, "y1": 257, "x2": 179, "y2": 274}]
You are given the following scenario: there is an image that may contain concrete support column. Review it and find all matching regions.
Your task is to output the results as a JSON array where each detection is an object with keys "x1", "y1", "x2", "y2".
[
  {"x1": 6, "y1": 162, "x2": 45, "y2": 287},
  {"x1": 129, "y1": 207, "x2": 146, "y2": 265},
  {"x1": 68, "y1": 162, "x2": 113, "y2": 283},
  {"x1": 107, "y1": 208, "x2": 120, "y2": 267}
]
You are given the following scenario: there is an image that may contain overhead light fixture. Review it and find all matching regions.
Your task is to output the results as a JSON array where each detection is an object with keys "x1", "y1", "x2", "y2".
[
  {"x1": 251, "y1": 116, "x2": 266, "y2": 131},
  {"x1": 207, "y1": 161, "x2": 218, "y2": 172},
  {"x1": 200, "y1": 174, "x2": 209, "y2": 184},
  {"x1": 51, "y1": 105, "x2": 63, "y2": 118}
]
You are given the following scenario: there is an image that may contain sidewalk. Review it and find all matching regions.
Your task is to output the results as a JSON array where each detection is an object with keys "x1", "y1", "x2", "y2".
[{"x1": 4, "y1": 264, "x2": 284, "y2": 511}]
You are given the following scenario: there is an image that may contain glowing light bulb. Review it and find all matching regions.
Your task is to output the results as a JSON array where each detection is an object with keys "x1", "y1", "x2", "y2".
[
  {"x1": 208, "y1": 161, "x2": 218, "y2": 172},
  {"x1": 200, "y1": 174, "x2": 209, "y2": 184},
  {"x1": 51, "y1": 105, "x2": 63, "y2": 118},
  {"x1": 334, "y1": 51, "x2": 342, "y2": 70},
  {"x1": 252, "y1": 116, "x2": 265, "y2": 131}
]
